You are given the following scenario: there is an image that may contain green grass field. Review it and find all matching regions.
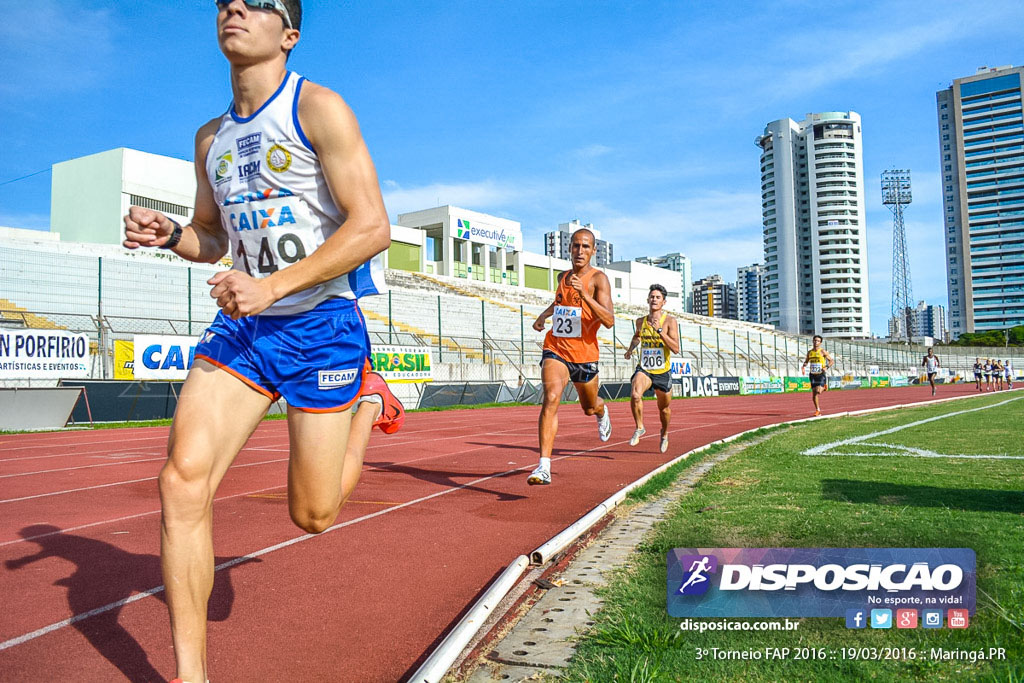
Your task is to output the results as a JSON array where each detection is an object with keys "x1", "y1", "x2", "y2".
[{"x1": 566, "y1": 393, "x2": 1024, "y2": 682}]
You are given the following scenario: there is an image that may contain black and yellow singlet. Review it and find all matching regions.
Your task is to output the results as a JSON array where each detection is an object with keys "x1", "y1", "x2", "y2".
[{"x1": 638, "y1": 314, "x2": 670, "y2": 374}]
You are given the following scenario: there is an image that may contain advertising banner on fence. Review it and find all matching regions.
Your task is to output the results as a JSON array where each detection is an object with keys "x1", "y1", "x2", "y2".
[
  {"x1": 0, "y1": 329, "x2": 90, "y2": 379},
  {"x1": 370, "y1": 345, "x2": 433, "y2": 383},
  {"x1": 667, "y1": 547, "x2": 976, "y2": 618},
  {"x1": 870, "y1": 376, "x2": 891, "y2": 388},
  {"x1": 670, "y1": 359, "x2": 693, "y2": 379},
  {"x1": 114, "y1": 340, "x2": 135, "y2": 380},
  {"x1": 133, "y1": 335, "x2": 198, "y2": 380},
  {"x1": 740, "y1": 376, "x2": 783, "y2": 395},
  {"x1": 785, "y1": 376, "x2": 812, "y2": 392},
  {"x1": 891, "y1": 375, "x2": 910, "y2": 387},
  {"x1": 678, "y1": 376, "x2": 741, "y2": 397}
]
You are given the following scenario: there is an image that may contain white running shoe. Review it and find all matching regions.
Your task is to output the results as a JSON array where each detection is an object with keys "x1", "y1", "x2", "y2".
[
  {"x1": 629, "y1": 427, "x2": 646, "y2": 446},
  {"x1": 527, "y1": 465, "x2": 551, "y2": 486},
  {"x1": 660, "y1": 434, "x2": 669, "y2": 453},
  {"x1": 597, "y1": 410, "x2": 611, "y2": 442}
]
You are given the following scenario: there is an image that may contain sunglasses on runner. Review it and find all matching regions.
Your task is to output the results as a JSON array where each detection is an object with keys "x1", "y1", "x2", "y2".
[{"x1": 215, "y1": 0, "x2": 293, "y2": 30}]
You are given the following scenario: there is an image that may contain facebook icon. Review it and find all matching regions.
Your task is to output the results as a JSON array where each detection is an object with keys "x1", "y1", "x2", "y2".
[{"x1": 846, "y1": 609, "x2": 867, "y2": 629}]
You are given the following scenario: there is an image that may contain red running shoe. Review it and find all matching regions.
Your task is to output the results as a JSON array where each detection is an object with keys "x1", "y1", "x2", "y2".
[{"x1": 362, "y1": 371, "x2": 405, "y2": 434}]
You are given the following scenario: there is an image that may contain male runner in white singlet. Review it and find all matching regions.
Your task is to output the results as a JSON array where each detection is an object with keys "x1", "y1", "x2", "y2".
[
  {"x1": 921, "y1": 348, "x2": 940, "y2": 396},
  {"x1": 122, "y1": 2, "x2": 403, "y2": 681}
]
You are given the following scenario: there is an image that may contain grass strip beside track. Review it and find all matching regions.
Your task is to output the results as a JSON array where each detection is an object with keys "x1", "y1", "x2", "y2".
[{"x1": 566, "y1": 393, "x2": 1024, "y2": 682}]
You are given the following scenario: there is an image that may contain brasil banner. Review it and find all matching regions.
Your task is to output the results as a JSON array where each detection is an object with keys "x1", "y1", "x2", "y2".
[{"x1": 370, "y1": 345, "x2": 433, "y2": 383}]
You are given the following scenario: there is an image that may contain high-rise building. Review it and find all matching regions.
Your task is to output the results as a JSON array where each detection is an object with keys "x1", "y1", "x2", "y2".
[
  {"x1": 544, "y1": 219, "x2": 614, "y2": 267},
  {"x1": 756, "y1": 111, "x2": 870, "y2": 337},
  {"x1": 937, "y1": 65, "x2": 1024, "y2": 338},
  {"x1": 692, "y1": 274, "x2": 737, "y2": 319},
  {"x1": 635, "y1": 252, "x2": 693, "y2": 312},
  {"x1": 736, "y1": 263, "x2": 765, "y2": 323},
  {"x1": 911, "y1": 301, "x2": 947, "y2": 341}
]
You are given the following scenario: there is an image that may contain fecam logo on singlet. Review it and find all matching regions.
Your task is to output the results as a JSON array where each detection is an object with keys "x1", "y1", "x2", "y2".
[{"x1": 236, "y1": 133, "x2": 261, "y2": 158}]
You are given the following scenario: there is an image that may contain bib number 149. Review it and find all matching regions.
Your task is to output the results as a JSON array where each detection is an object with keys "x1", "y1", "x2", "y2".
[{"x1": 236, "y1": 231, "x2": 309, "y2": 276}]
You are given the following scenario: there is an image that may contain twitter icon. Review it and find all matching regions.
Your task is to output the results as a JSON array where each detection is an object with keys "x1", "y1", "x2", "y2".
[{"x1": 870, "y1": 609, "x2": 892, "y2": 629}]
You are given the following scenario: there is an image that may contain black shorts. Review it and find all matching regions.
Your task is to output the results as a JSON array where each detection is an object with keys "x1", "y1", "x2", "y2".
[
  {"x1": 809, "y1": 373, "x2": 827, "y2": 388},
  {"x1": 632, "y1": 367, "x2": 672, "y2": 394},
  {"x1": 927, "y1": 372, "x2": 937, "y2": 379},
  {"x1": 542, "y1": 349, "x2": 599, "y2": 384}
]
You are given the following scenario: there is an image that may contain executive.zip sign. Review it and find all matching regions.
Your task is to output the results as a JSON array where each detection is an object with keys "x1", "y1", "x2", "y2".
[{"x1": 667, "y1": 548, "x2": 975, "y2": 618}]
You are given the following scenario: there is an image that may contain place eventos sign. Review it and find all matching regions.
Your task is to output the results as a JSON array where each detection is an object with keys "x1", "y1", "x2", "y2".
[
  {"x1": 0, "y1": 329, "x2": 89, "y2": 379},
  {"x1": 678, "y1": 376, "x2": 740, "y2": 397},
  {"x1": 667, "y1": 548, "x2": 975, "y2": 618}
]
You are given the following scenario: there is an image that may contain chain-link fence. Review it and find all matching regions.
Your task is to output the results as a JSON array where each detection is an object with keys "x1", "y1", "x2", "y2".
[{"x1": 3, "y1": 243, "x2": 1021, "y2": 387}]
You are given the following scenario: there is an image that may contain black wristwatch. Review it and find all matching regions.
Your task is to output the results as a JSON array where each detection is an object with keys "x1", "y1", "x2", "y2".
[
  {"x1": 161, "y1": 220, "x2": 183, "y2": 249},
  {"x1": 657, "y1": 327, "x2": 663, "y2": 334}
]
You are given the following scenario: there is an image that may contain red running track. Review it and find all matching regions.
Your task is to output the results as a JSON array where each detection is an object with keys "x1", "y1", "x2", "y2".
[{"x1": 0, "y1": 384, "x2": 986, "y2": 681}]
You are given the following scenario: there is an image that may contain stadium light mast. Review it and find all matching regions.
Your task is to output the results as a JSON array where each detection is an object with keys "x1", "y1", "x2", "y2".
[{"x1": 882, "y1": 169, "x2": 913, "y2": 344}]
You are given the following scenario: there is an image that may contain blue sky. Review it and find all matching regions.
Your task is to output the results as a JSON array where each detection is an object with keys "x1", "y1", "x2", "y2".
[{"x1": 1, "y1": 0, "x2": 1021, "y2": 335}]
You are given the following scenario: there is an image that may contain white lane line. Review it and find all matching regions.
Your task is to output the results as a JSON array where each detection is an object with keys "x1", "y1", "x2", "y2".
[
  {"x1": 803, "y1": 395, "x2": 1024, "y2": 458},
  {"x1": 0, "y1": 458, "x2": 287, "y2": 504},
  {"x1": 0, "y1": 485, "x2": 285, "y2": 548},
  {"x1": 0, "y1": 457, "x2": 543, "y2": 652}
]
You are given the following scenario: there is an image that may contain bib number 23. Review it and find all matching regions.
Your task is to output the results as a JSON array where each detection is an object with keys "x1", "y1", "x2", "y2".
[{"x1": 552, "y1": 306, "x2": 582, "y2": 338}]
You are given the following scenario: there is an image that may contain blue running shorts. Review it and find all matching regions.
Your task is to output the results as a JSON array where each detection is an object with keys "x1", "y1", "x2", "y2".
[{"x1": 194, "y1": 297, "x2": 370, "y2": 412}]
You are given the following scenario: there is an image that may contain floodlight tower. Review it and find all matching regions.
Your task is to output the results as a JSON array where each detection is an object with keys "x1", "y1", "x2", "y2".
[{"x1": 882, "y1": 169, "x2": 913, "y2": 343}]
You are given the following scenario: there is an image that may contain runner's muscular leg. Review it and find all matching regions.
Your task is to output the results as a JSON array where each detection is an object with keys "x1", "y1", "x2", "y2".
[
  {"x1": 575, "y1": 375, "x2": 605, "y2": 418},
  {"x1": 159, "y1": 359, "x2": 272, "y2": 683},
  {"x1": 286, "y1": 399, "x2": 379, "y2": 534},
  {"x1": 655, "y1": 389, "x2": 672, "y2": 435},
  {"x1": 630, "y1": 372, "x2": 653, "y2": 430},
  {"x1": 539, "y1": 359, "x2": 570, "y2": 459}
]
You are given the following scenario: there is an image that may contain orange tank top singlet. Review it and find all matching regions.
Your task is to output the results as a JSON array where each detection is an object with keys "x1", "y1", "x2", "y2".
[{"x1": 543, "y1": 268, "x2": 601, "y2": 363}]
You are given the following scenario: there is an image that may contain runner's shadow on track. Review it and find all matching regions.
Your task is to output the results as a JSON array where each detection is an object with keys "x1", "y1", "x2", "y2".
[
  {"x1": 465, "y1": 442, "x2": 583, "y2": 457},
  {"x1": 5, "y1": 525, "x2": 259, "y2": 682},
  {"x1": 822, "y1": 480, "x2": 1024, "y2": 514},
  {"x1": 370, "y1": 463, "x2": 528, "y2": 501}
]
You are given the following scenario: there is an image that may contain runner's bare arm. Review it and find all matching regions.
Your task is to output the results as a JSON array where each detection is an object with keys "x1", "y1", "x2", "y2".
[
  {"x1": 661, "y1": 317, "x2": 681, "y2": 355},
  {"x1": 581, "y1": 271, "x2": 615, "y2": 328},
  {"x1": 262, "y1": 83, "x2": 390, "y2": 300},
  {"x1": 533, "y1": 303, "x2": 556, "y2": 332},
  {"x1": 123, "y1": 120, "x2": 228, "y2": 264},
  {"x1": 624, "y1": 317, "x2": 643, "y2": 359}
]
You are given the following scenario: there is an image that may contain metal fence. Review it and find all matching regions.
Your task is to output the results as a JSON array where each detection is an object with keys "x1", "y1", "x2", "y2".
[{"x1": 2, "y1": 243, "x2": 1022, "y2": 386}]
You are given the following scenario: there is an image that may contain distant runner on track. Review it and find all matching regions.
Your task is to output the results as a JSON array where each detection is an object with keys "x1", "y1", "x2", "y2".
[
  {"x1": 527, "y1": 228, "x2": 615, "y2": 485},
  {"x1": 801, "y1": 335, "x2": 833, "y2": 416},
  {"x1": 922, "y1": 347, "x2": 941, "y2": 396}
]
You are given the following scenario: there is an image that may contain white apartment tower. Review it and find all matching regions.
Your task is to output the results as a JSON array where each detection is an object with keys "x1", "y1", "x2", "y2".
[{"x1": 756, "y1": 112, "x2": 871, "y2": 337}]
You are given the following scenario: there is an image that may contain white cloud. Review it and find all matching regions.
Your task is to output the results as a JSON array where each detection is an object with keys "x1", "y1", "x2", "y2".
[
  {"x1": 382, "y1": 179, "x2": 530, "y2": 218},
  {"x1": 0, "y1": 2, "x2": 116, "y2": 97},
  {"x1": 0, "y1": 213, "x2": 51, "y2": 231}
]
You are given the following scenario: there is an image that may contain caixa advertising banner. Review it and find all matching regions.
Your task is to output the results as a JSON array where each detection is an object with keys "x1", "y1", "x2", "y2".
[
  {"x1": 667, "y1": 548, "x2": 975, "y2": 618},
  {"x1": 133, "y1": 335, "x2": 198, "y2": 380}
]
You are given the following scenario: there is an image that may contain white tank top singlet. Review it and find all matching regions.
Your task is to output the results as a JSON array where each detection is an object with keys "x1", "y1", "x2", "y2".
[{"x1": 205, "y1": 71, "x2": 385, "y2": 315}]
